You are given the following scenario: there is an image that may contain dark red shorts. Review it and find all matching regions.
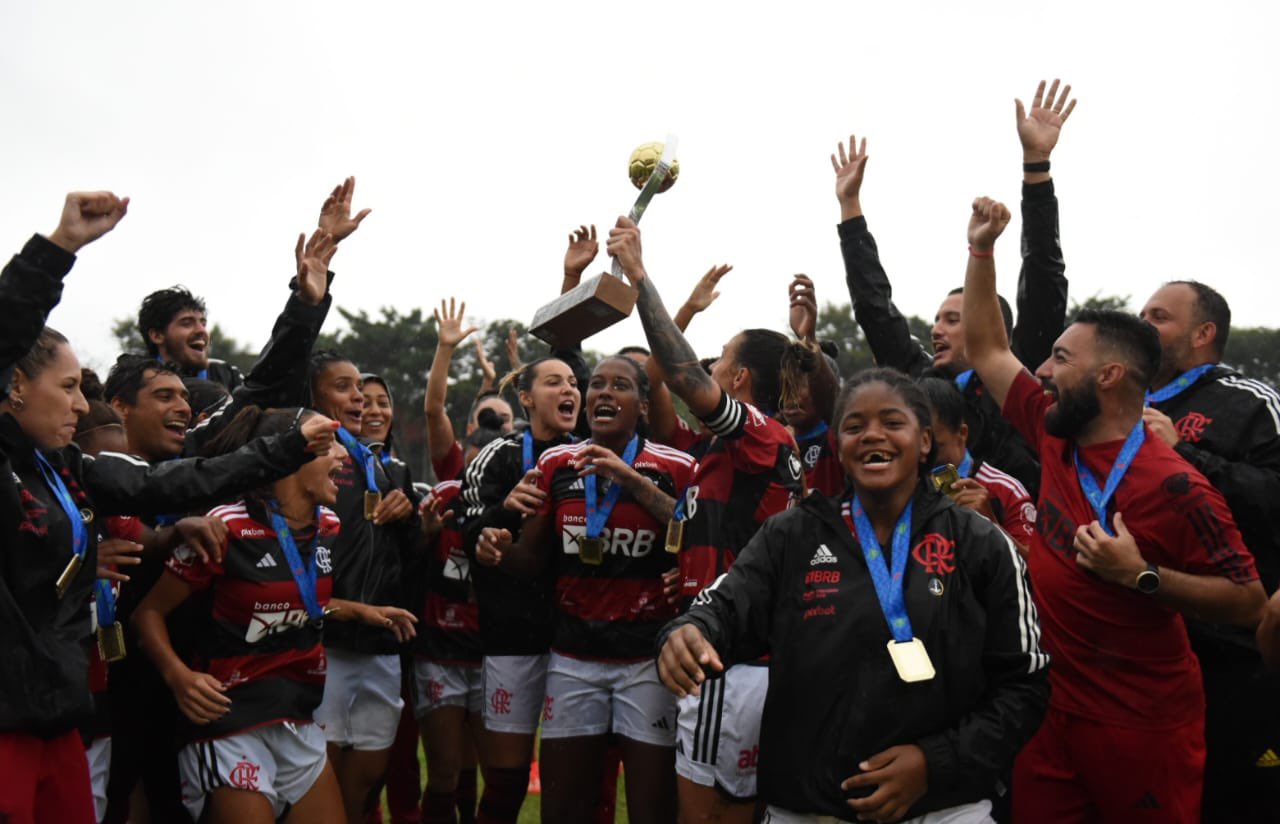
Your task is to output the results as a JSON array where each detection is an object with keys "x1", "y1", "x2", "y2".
[
  {"x1": 0, "y1": 729, "x2": 95, "y2": 823},
  {"x1": 1013, "y1": 706, "x2": 1205, "y2": 823}
]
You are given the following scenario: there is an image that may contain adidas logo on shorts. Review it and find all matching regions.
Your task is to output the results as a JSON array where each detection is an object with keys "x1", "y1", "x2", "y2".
[
  {"x1": 651, "y1": 717, "x2": 671, "y2": 730},
  {"x1": 256, "y1": 554, "x2": 278, "y2": 569},
  {"x1": 810, "y1": 544, "x2": 837, "y2": 566}
]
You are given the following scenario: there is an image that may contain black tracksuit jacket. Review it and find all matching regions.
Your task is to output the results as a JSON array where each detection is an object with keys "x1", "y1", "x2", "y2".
[{"x1": 659, "y1": 486, "x2": 1050, "y2": 820}]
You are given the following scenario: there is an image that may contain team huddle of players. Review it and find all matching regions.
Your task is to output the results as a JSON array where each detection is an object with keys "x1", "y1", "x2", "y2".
[{"x1": 2, "y1": 79, "x2": 1279, "y2": 824}]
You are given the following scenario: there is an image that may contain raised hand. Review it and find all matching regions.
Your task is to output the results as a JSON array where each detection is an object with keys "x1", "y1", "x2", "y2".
[
  {"x1": 300, "y1": 415, "x2": 340, "y2": 455},
  {"x1": 564, "y1": 224, "x2": 599, "y2": 279},
  {"x1": 685, "y1": 264, "x2": 732, "y2": 315},
  {"x1": 831, "y1": 135, "x2": 869, "y2": 218},
  {"x1": 294, "y1": 229, "x2": 337, "y2": 305},
  {"x1": 789, "y1": 274, "x2": 818, "y2": 343},
  {"x1": 967, "y1": 197, "x2": 1012, "y2": 254},
  {"x1": 1015, "y1": 79, "x2": 1077, "y2": 162},
  {"x1": 474, "y1": 338, "x2": 497, "y2": 386},
  {"x1": 317, "y1": 176, "x2": 371, "y2": 242},
  {"x1": 47, "y1": 191, "x2": 130, "y2": 254},
  {"x1": 505, "y1": 327, "x2": 523, "y2": 371},
  {"x1": 434, "y1": 297, "x2": 478, "y2": 349},
  {"x1": 606, "y1": 217, "x2": 645, "y2": 283}
]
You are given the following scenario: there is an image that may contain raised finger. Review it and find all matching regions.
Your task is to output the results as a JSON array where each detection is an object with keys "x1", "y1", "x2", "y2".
[
  {"x1": 1060, "y1": 98, "x2": 1077, "y2": 122},
  {"x1": 1031, "y1": 79, "x2": 1046, "y2": 109}
]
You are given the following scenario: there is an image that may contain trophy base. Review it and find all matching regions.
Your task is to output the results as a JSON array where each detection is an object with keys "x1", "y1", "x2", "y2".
[{"x1": 530, "y1": 273, "x2": 638, "y2": 348}]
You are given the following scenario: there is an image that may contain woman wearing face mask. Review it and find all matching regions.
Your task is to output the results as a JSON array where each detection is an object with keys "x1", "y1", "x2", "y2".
[
  {"x1": 0, "y1": 193, "x2": 335, "y2": 823},
  {"x1": 479, "y1": 356, "x2": 694, "y2": 823},
  {"x1": 461, "y1": 357, "x2": 580, "y2": 823},
  {"x1": 657, "y1": 369, "x2": 1049, "y2": 823},
  {"x1": 132, "y1": 406, "x2": 417, "y2": 824}
]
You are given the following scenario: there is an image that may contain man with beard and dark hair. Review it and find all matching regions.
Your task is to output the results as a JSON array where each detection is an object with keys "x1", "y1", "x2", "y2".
[
  {"x1": 1139, "y1": 279, "x2": 1280, "y2": 823},
  {"x1": 961, "y1": 195, "x2": 1265, "y2": 822},
  {"x1": 136, "y1": 286, "x2": 244, "y2": 391}
]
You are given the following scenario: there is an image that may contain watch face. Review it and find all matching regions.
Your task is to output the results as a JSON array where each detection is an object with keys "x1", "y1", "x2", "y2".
[{"x1": 1137, "y1": 569, "x2": 1160, "y2": 594}]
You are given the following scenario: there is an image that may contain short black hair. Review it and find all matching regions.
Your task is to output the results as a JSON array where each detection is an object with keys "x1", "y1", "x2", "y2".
[
  {"x1": 1166, "y1": 280, "x2": 1232, "y2": 358},
  {"x1": 1073, "y1": 308, "x2": 1162, "y2": 390},
  {"x1": 138, "y1": 287, "x2": 206, "y2": 356},
  {"x1": 617, "y1": 345, "x2": 651, "y2": 358},
  {"x1": 947, "y1": 287, "x2": 1014, "y2": 338},
  {"x1": 834, "y1": 367, "x2": 937, "y2": 473},
  {"x1": 917, "y1": 377, "x2": 965, "y2": 433},
  {"x1": 104, "y1": 353, "x2": 182, "y2": 406},
  {"x1": 594, "y1": 355, "x2": 651, "y2": 398},
  {"x1": 308, "y1": 349, "x2": 358, "y2": 406},
  {"x1": 183, "y1": 377, "x2": 231, "y2": 418}
]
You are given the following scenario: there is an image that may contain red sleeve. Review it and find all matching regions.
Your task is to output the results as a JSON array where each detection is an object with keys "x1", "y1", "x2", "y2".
[
  {"x1": 1001, "y1": 370, "x2": 1050, "y2": 453},
  {"x1": 664, "y1": 417, "x2": 708, "y2": 455},
  {"x1": 728, "y1": 407, "x2": 792, "y2": 475},
  {"x1": 105, "y1": 515, "x2": 143, "y2": 543},
  {"x1": 432, "y1": 440, "x2": 465, "y2": 483},
  {"x1": 993, "y1": 483, "x2": 1036, "y2": 544},
  {"x1": 533, "y1": 449, "x2": 562, "y2": 518},
  {"x1": 164, "y1": 544, "x2": 221, "y2": 591}
]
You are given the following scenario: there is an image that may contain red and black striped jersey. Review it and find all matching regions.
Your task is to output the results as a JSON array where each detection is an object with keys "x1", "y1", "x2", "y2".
[
  {"x1": 678, "y1": 394, "x2": 804, "y2": 603},
  {"x1": 972, "y1": 461, "x2": 1036, "y2": 546},
  {"x1": 163, "y1": 499, "x2": 338, "y2": 743},
  {"x1": 415, "y1": 480, "x2": 481, "y2": 664},
  {"x1": 534, "y1": 438, "x2": 696, "y2": 661},
  {"x1": 796, "y1": 424, "x2": 845, "y2": 498}
]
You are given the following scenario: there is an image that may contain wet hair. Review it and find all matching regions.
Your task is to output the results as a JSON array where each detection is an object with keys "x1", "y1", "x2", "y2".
[
  {"x1": 1165, "y1": 280, "x2": 1232, "y2": 358},
  {"x1": 183, "y1": 377, "x2": 231, "y2": 419},
  {"x1": 104, "y1": 353, "x2": 182, "y2": 406},
  {"x1": 496, "y1": 357, "x2": 569, "y2": 410},
  {"x1": 917, "y1": 377, "x2": 965, "y2": 434},
  {"x1": 137, "y1": 287, "x2": 206, "y2": 356},
  {"x1": 307, "y1": 349, "x2": 358, "y2": 407},
  {"x1": 730, "y1": 328, "x2": 795, "y2": 416},
  {"x1": 1073, "y1": 308, "x2": 1162, "y2": 390},
  {"x1": 202, "y1": 406, "x2": 310, "y2": 499},
  {"x1": 946, "y1": 287, "x2": 1014, "y2": 337},
  {"x1": 834, "y1": 367, "x2": 937, "y2": 473},
  {"x1": 75, "y1": 368, "x2": 124, "y2": 440}
]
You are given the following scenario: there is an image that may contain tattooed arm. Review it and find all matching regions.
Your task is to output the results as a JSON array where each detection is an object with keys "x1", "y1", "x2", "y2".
[{"x1": 606, "y1": 217, "x2": 725, "y2": 419}]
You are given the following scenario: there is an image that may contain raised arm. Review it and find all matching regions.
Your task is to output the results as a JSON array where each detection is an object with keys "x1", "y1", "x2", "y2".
[
  {"x1": 1011, "y1": 79, "x2": 1075, "y2": 367},
  {"x1": 562, "y1": 224, "x2": 598, "y2": 294},
  {"x1": 425, "y1": 298, "x2": 478, "y2": 465},
  {"x1": 789, "y1": 274, "x2": 840, "y2": 420},
  {"x1": 961, "y1": 198, "x2": 1022, "y2": 409},
  {"x1": 674, "y1": 264, "x2": 732, "y2": 332},
  {"x1": 607, "y1": 218, "x2": 723, "y2": 418},
  {"x1": 832, "y1": 136, "x2": 933, "y2": 376}
]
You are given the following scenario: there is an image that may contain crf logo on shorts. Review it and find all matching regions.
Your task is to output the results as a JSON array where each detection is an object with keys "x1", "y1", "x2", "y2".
[
  {"x1": 229, "y1": 759, "x2": 260, "y2": 791},
  {"x1": 912, "y1": 534, "x2": 956, "y2": 576},
  {"x1": 246, "y1": 608, "x2": 310, "y2": 642},
  {"x1": 543, "y1": 696, "x2": 555, "y2": 722},
  {"x1": 490, "y1": 688, "x2": 513, "y2": 715},
  {"x1": 428, "y1": 680, "x2": 444, "y2": 704}
]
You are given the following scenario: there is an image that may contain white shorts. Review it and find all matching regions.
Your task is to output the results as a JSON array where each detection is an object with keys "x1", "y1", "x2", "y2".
[
  {"x1": 763, "y1": 799, "x2": 993, "y2": 824},
  {"x1": 314, "y1": 648, "x2": 403, "y2": 750},
  {"x1": 414, "y1": 659, "x2": 484, "y2": 715},
  {"x1": 675, "y1": 663, "x2": 768, "y2": 799},
  {"x1": 482, "y1": 654, "x2": 549, "y2": 735},
  {"x1": 84, "y1": 737, "x2": 111, "y2": 823},
  {"x1": 540, "y1": 652, "x2": 677, "y2": 747},
  {"x1": 178, "y1": 721, "x2": 328, "y2": 821}
]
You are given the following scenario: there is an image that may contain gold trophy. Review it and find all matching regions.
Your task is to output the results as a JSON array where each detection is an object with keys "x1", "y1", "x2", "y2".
[{"x1": 530, "y1": 137, "x2": 680, "y2": 348}]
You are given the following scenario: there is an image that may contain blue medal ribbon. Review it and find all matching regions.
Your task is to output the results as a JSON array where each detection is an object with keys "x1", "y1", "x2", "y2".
[
  {"x1": 336, "y1": 427, "x2": 379, "y2": 493},
  {"x1": 521, "y1": 431, "x2": 535, "y2": 473},
  {"x1": 34, "y1": 451, "x2": 88, "y2": 568},
  {"x1": 957, "y1": 450, "x2": 974, "y2": 479},
  {"x1": 954, "y1": 370, "x2": 975, "y2": 392},
  {"x1": 1145, "y1": 363, "x2": 1217, "y2": 405},
  {"x1": 796, "y1": 420, "x2": 829, "y2": 443},
  {"x1": 1073, "y1": 421, "x2": 1145, "y2": 537},
  {"x1": 845, "y1": 496, "x2": 915, "y2": 643},
  {"x1": 584, "y1": 436, "x2": 640, "y2": 540},
  {"x1": 266, "y1": 502, "x2": 323, "y2": 621},
  {"x1": 94, "y1": 579, "x2": 117, "y2": 628}
]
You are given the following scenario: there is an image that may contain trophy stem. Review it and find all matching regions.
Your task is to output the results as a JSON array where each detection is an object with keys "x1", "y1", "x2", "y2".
[{"x1": 613, "y1": 134, "x2": 678, "y2": 278}]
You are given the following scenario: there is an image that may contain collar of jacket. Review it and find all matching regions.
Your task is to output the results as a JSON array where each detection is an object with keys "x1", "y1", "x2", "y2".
[{"x1": 801, "y1": 479, "x2": 955, "y2": 544}]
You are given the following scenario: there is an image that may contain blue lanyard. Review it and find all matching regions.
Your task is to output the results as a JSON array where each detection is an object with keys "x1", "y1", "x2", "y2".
[
  {"x1": 1145, "y1": 363, "x2": 1217, "y2": 404},
  {"x1": 266, "y1": 502, "x2": 323, "y2": 620},
  {"x1": 1073, "y1": 421, "x2": 1145, "y2": 537},
  {"x1": 584, "y1": 436, "x2": 640, "y2": 539},
  {"x1": 336, "y1": 428, "x2": 379, "y2": 493},
  {"x1": 95, "y1": 579, "x2": 117, "y2": 627},
  {"x1": 378, "y1": 450, "x2": 393, "y2": 467},
  {"x1": 34, "y1": 452, "x2": 88, "y2": 566},
  {"x1": 796, "y1": 420, "x2": 828, "y2": 443},
  {"x1": 957, "y1": 450, "x2": 974, "y2": 479},
  {"x1": 521, "y1": 431, "x2": 535, "y2": 473},
  {"x1": 845, "y1": 496, "x2": 915, "y2": 643},
  {"x1": 954, "y1": 370, "x2": 975, "y2": 392}
]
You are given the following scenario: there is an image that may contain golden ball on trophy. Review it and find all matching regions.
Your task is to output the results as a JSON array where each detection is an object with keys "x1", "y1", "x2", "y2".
[{"x1": 628, "y1": 142, "x2": 680, "y2": 192}]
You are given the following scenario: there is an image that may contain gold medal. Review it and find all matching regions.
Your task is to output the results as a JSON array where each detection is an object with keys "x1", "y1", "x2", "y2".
[
  {"x1": 97, "y1": 622, "x2": 127, "y2": 663},
  {"x1": 665, "y1": 518, "x2": 684, "y2": 554},
  {"x1": 364, "y1": 490, "x2": 382, "y2": 520},
  {"x1": 578, "y1": 536, "x2": 605, "y2": 566},
  {"x1": 930, "y1": 464, "x2": 961, "y2": 498},
  {"x1": 55, "y1": 554, "x2": 83, "y2": 599},
  {"x1": 886, "y1": 638, "x2": 936, "y2": 683},
  {"x1": 80, "y1": 508, "x2": 95, "y2": 525}
]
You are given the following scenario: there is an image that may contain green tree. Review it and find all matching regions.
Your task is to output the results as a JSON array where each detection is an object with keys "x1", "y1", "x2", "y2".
[
  {"x1": 814, "y1": 301, "x2": 934, "y2": 378},
  {"x1": 1223, "y1": 327, "x2": 1280, "y2": 387},
  {"x1": 1065, "y1": 292, "x2": 1132, "y2": 324}
]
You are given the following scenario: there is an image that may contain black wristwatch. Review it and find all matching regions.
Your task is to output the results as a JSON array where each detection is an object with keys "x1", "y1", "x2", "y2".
[{"x1": 1135, "y1": 563, "x2": 1161, "y2": 595}]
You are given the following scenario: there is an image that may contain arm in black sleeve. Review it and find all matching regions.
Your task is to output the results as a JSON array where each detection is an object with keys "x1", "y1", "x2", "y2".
[
  {"x1": 838, "y1": 218, "x2": 933, "y2": 377},
  {"x1": 1010, "y1": 180, "x2": 1067, "y2": 368},
  {"x1": 84, "y1": 430, "x2": 312, "y2": 516},
  {"x1": 915, "y1": 522, "x2": 1050, "y2": 796},
  {"x1": 459, "y1": 438, "x2": 522, "y2": 559},
  {"x1": 657, "y1": 515, "x2": 784, "y2": 666},
  {"x1": 0, "y1": 235, "x2": 76, "y2": 375}
]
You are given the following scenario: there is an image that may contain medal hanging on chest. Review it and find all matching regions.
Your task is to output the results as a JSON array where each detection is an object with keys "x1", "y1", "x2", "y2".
[
  {"x1": 363, "y1": 490, "x2": 382, "y2": 521},
  {"x1": 665, "y1": 482, "x2": 691, "y2": 555},
  {"x1": 337, "y1": 428, "x2": 383, "y2": 522},
  {"x1": 34, "y1": 451, "x2": 90, "y2": 600},
  {"x1": 94, "y1": 579, "x2": 127, "y2": 662},
  {"x1": 267, "y1": 502, "x2": 325, "y2": 628},
  {"x1": 579, "y1": 436, "x2": 640, "y2": 567}
]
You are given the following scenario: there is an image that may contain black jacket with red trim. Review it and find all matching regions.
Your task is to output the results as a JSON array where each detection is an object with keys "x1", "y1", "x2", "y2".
[{"x1": 659, "y1": 485, "x2": 1049, "y2": 820}]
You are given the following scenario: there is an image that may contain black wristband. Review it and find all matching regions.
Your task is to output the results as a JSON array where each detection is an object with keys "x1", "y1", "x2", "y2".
[{"x1": 1023, "y1": 160, "x2": 1051, "y2": 173}]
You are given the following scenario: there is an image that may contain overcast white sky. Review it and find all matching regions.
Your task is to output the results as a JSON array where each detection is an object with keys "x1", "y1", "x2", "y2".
[{"x1": 3, "y1": 1, "x2": 1277, "y2": 376}]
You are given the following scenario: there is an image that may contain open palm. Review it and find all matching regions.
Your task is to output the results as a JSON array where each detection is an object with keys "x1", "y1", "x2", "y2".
[{"x1": 1016, "y1": 79, "x2": 1076, "y2": 159}]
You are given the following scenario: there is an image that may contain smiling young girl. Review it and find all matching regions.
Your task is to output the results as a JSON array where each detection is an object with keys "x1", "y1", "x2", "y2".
[{"x1": 658, "y1": 368, "x2": 1049, "y2": 823}]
